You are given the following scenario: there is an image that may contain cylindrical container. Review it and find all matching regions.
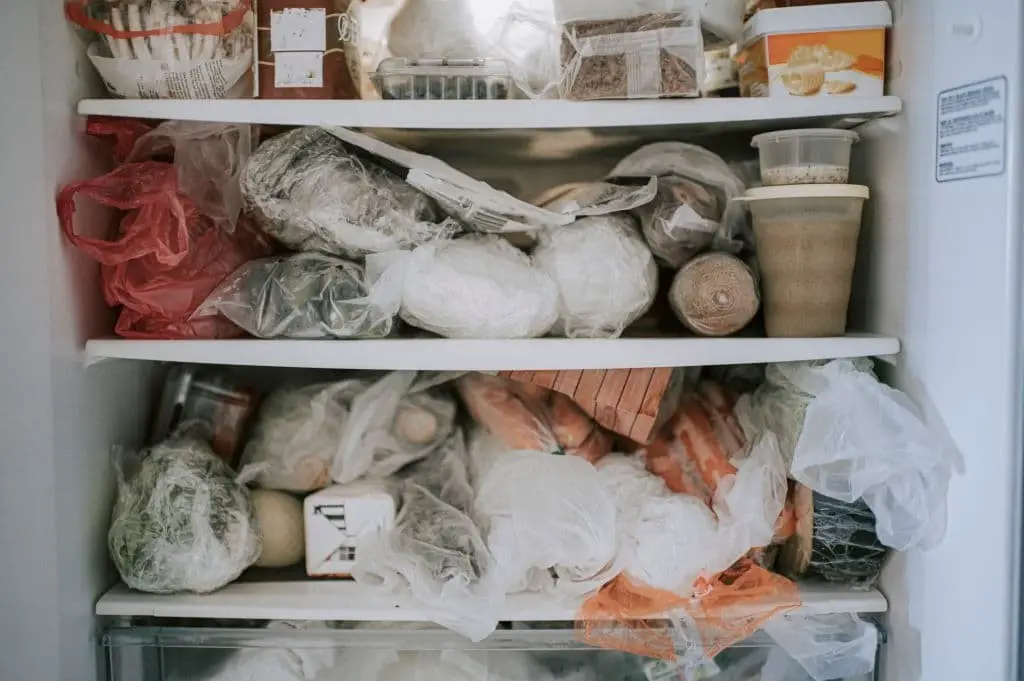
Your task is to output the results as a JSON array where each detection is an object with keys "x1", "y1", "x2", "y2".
[
  {"x1": 745, "y1": 184, "x2": 868, "y2": 337},
  {"x1": 751, "y1": 129, "x2": 859, "y2": 185},
  {"x1": 669, "y1": 252, "x2": 760, "y2": 337}
]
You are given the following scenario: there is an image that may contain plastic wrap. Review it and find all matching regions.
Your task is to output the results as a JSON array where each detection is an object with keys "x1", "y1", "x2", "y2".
[
  {"x1": 58, "y1": 117, "x2": 273, "y2": 339},
  {"x1": 368, "y1": 236, "x2": 559, "y2": 339},
  {"x1": 352, "y1": 433, "x2": 502, "y2": 642},
  {"x1": 471, "y1": 431, "x2": 621, "y2": 597},
  {"x1": 669, "y1": 252, "x2": 760, "y2": 337},
  {"x1": 736, "y1": 359, "x2": 952, "y2": 551},
  {"x1": 241, "y1": 127, "x2": 450, "y2": 259},
  {"x1": 108, "y1": 436, "x2": 261, "y2": 594},
  {"x1": 533, "y1": 215, "x2": 657, "y2": 338},
  {"x1": 386, "y1": 0, "x2": 489, "y2": 59},
  {"x1": 65, "y1": 0, "x2": 255, "y2": 98},
  {"x1": 611, "y1": 143, "x2": 750, "y2": 265},
  {"x1": 184, "y1": 621, "x2": 337, "y2": 681},
  {"x1": 196, "y1": 253, "x2": 397, "y2": 339},
  {"x1": 762, "y1": 613, "x2": 878, "y2": 681},
  {"x1": 457, "y1": 373, "x2": 612, "y2": 463}
]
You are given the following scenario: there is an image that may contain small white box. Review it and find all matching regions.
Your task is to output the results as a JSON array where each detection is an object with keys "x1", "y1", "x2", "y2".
[{"x1": 304, "y1": 481, "x2": 396, "y2": 578}]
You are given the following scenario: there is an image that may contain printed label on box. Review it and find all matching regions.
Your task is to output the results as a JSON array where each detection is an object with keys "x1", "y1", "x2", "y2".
[
  {"x1": 271, "y1": 8, "x2": 327, "y2": 52},
  {"x1": 275, "y1": 51, "x2": 324, "y2": 88}
]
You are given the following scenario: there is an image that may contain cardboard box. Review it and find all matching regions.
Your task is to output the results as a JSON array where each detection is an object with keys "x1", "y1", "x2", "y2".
[{"x1": 304, "y1": 481, "x2": 396, "y2": 578}]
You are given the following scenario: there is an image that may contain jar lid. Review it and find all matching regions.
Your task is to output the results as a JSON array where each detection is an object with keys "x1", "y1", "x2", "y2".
[
  {"x1": 743, "y1": 185, "x2": 870, "y2": 201},
  {"x1": 752, "y1": 129, "x2": 860, "y2": 148}
]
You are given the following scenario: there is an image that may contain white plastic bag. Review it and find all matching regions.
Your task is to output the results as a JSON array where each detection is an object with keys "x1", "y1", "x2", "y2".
[
  {"x1": 196, "y1": 253, "x2": 398, "y2": 339},
  {"x1": 738, "y1": 359, "x2": 952, "y2": 551},
  {"x1": 188, "y1": 621, "x2": 338, "y2": 681},
  {"x1": 762, "y1": 613, "x2": 878, "y2": 681},
  {"x1": 368, "y1": 236, "x2": 559, "y2": 339},
  {"x1": 533, "y1": 215, "x2": 657, "y2": 338},
  {"x1": 353, "y1": 433, "x2": 502, "y2": 641},
  {"x1": 471, "y1": 431, "x2": 620, "y2": 596}
]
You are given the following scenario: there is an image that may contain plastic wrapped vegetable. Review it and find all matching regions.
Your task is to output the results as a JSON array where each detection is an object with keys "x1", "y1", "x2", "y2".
[
  {"x1": 108, "y1": 436, "x2": 261, "y2": 594},
  {"x1": 241, "y1": 127, "x2": 450, "y2": 259},
  {"x1": 368, "y1": 235, "x2": 559, "y2": 339},
  {"x1": 533, "y1": 215, "x2": 657, "y2": 338},
  {"x1": 353, "y1": 432, "x2": 502, "y2": 641},
  {"x1": 196, "y1": 253, "x2": 397, "y2": 339}
]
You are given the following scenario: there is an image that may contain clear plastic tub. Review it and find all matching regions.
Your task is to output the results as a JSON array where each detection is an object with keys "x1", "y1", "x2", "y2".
[
  {"x1": 744, "y1": 184, "x2": 869, "y2": 337},
  {"x1": 751, "y1": 129, "x2": 860, "y2": 185},
  {"x1": 371, "y1": 58, "x2": 512, "y2": 100}
]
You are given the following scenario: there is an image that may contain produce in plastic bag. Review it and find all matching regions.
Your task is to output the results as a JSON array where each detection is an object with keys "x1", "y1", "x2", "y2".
[
  {"x1": 65, "y1": 0, "x2": 255, "y2": 99},
  {"x1": 58, "y1": 117, "x2": 273, "y2": 339},
  {"x1": 108, "y1": 436, "x2": 261, "y2": 594},
  {"x1": 196, "y1": 253, "x2": 397, "y2": 339},
  {"x1": 386, "y1": 0, "x2": 488, "y2": 59},
  {"x1": 353, "y1": 432, "x2": 502, "y2": 642},
  {"x1": 471, "y1": 431, "x2": 620, "y2": 596},
  {"x1": 762, "y1": 613, "x2": 878, "y2": 681},
  {"x1": 241, "y1": 127, "x2": 450, "y2": 259},
  {"x1": 533, "y1": 215, "x2": 657, "y2": 338},
  {"x1": 457, "y1": 373, "x2": 612, "y2": 463},
  {"x1": 368, "y1": 236, "x2": 559, "y2": 339},
  {"x1": 735, "y1": 359, "x2": 953, "y2": 551}
]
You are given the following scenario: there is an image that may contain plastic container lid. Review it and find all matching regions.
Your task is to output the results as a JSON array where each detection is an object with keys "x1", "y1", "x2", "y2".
[
  {"x1": 374, "y1": 57, "x2": 510, "y2": 77},
  {"x1": 751, "y1": 129, "x2": 860, "y2": 148},
  {"x1": 742, "y1": 1, "x2": 893, "y2": 46},
  {"x1": 743, "y1": 185, "x2": 870, "y2": 201}
]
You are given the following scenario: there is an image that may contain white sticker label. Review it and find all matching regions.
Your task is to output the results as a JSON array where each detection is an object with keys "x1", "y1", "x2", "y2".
[
  {"x1": 270, "y1": 8, "x2": 326, "y2": 52},
  {"x1": 274, "y1": 51, "x2": 324, "y2": 88},
  {"x1": 936, "y1": 76, "x2": 1007, "y2": 182}
]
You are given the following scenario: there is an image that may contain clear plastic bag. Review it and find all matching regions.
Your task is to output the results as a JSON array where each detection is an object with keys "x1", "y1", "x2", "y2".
[
  {"x1": 241, "y1": 127, "x2": 451, "y2": 259},
  {"x1": 610, "y1": 142, "x2": 749, "y2": 266},
  {"x1": 533, "y1": 215, "x2": 657, "y2": 338},
  {"x1": 196, "y1": 253, "x2": 398, "y2": 339},
  {"x1": 736, "y1": 359, "x2": 952, "y2": 551},
  {"x1": 352, "y1": 432, "x2": 502, "y2": 642},
  {"x1": 186, "y1": 621, "x2": 338, "y2": 681},
  {"x1": 367, "y1": 236, "x2": 559, "y2": 339},
  {"x1": 762, "y1": 613, "x2": 878, "y2": 681},
  {"x1": 108, "y1": 436, "x2": 261, "y2": 594}
]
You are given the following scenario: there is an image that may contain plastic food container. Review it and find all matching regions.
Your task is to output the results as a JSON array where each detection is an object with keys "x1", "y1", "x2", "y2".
[
  {"x1": 752, "y1": 129, "x2": 859, "y2": 185},
  {"x1": 744, "y1": 184, "x2": 869, "y2": 337},
  {"x1": 738, "y1": 1, "x2": 892, "y2": 98},
  {"x1": 372, "y1": 58, "x2": 512, "y2": 100}
]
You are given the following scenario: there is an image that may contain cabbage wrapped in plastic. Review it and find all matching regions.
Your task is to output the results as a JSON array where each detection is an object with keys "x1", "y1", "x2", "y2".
[
  {"x1": 533, "y1": 215, "x2": 657, "y2": 338},
  {"x1": 197, "y1": 253, "x2": 396, "y2": 339},
  {"x1": 368, "y1": 235, "x2": 558, "y2": 339},
  {"x1": 108, "y1": 436, "x2": 261, "y2": 594},
  {"x1": 241, "y1": 127, "x2": 450, "y2": 259}
]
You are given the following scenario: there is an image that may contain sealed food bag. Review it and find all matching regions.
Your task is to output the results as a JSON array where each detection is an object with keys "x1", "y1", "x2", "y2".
[
  {"x1": 554, "y1": 0, "x2": 704, "y2": 100},
  {"x1": 241, "y1": 127, "x2": 451, "y2": 259},
  {"x1": 457, "y1": 373, "x2": 612, "y2": 463},
  {"x1": 367, "y1": 236, "x2": 559, "y2": 339},
  {"x1": 108, "y1": 436, "x2": 261, "y2": 594},
  {"x1": 736, "y1": 359, "x2": 953, "y2": 551},
  {"x1": 353, "y1": 432, "x2": 503, "y2": 641},
  {"x1": 470, "y1": 430, "x2": 621, "y2": 597},
  {"x1": 762, "y1": 613, "x2": 878, "y2": 681},
  {"x1": 65, "y1": 0, "x2": 255, "y2": 99},
  {"x1": 58, "y1": 117, "x2": 273, "y2": 339},
  {"x1": 196, "y1": 253, "x2": 398, "y2": 339},
  {"x1": 533, "y1": 215, "x2": 658, "y2": 338}
]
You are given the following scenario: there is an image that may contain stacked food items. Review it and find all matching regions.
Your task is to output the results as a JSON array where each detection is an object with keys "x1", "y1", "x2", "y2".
[{"x1": 107, "y1": 357, "x2": 950, "y2": 677}]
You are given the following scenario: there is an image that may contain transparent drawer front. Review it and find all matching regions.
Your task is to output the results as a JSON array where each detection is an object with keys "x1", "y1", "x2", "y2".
[{"x1": 103, "y1": 622, "x2": 881, "y2": 681}]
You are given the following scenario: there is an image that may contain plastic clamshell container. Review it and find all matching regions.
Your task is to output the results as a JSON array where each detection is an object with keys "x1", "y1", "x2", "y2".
[
  {"x1": 744, "y1": 184, "x2": 869, "y2": 338},
  {"x1": 751, "y1": 128, "x2": 860, "y2": 185},
  {"x1": 372, "y1": 58, "x2": 513, "y2": 100}
]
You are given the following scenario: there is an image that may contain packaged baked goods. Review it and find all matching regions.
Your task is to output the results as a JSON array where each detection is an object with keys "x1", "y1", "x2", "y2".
[
  {"x1": 554, "y1": 0, "x2": 704, "y2": 100},
  {"x1": 256, "y1": 0, "x2": 361, "y2": 99},
  {"x1": 65, "y1": 0, "x2": 255, "y2": 98}
]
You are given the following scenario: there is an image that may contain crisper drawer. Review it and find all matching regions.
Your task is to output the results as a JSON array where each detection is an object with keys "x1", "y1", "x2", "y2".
[{"x1": 103, "y1": 620, "x2": 883, "y2": 681}]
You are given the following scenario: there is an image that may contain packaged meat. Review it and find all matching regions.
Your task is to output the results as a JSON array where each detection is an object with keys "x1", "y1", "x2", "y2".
[
  {"x1": 304, "y1": 480, "x2": 396, "y2": 578},
  {"x1": 533, "y1": 214, "x2": 658, "y2": 338},
  {"x1": 372, "y1": 58, "x2": 513, "y2": 100},
  {"x1": 108, "y1": 436, "x2": 261, "y2": 594},
  {"x1": 669, "y1": 252, "x2": 760, "y2": 337},
  {"x1": 196, "y1": 253, "x2": 397, "y2": 339},
  {"x1": 65, "y1": 0, "x2": 255, "y2": 98},
  {"x1": 240, "y1": 127, "x2": 449, "y2": 259},
  {"x1": 256, "y1": 1, "x2": 361, "y2": 99}
]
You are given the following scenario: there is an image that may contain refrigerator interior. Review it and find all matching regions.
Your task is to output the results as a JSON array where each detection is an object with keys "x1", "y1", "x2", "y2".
[{"x1": 0, "y1": 0, "x2": 1022, "y2": 680}]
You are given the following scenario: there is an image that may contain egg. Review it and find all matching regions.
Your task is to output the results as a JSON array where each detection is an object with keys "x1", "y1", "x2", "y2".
[{"x1": 251, "y1": 489, "x2": 305, "y2": 568}]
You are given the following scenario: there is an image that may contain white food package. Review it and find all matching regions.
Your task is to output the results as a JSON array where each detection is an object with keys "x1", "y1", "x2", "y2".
[
  {"x1": 368, "y1": 236, "x2": 559, "y2": 339},
  {"x1": 735, "y1": 359, "x2": 953, "y2": 551},
  {"x1": 304, "y1": 481, "x2": 397, "y2": 578},
  {"x1": 762, "y1": 613, "x2": 878, "y2": 681},
  {"x1": 471, "y1": 431, "x2": 621, "y2": 597},
  {"x1": 185, "y1": 621, "x2": 337, "y2": 681},
  {"x1": 88, "y1": 43, "x2": 253, "y2": 99},
  {"x1": 533, "y1": 215, "x2": 658, "y2": 338}
]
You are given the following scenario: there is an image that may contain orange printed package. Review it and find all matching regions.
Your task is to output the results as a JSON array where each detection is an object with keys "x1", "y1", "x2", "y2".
[{"x1": 738, "y1": 1, "x2": 892, "y2": 98}]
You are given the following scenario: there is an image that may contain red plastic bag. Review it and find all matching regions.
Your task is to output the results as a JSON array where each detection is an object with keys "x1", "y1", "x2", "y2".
[{"x1": 57, "y1": 117, "x2": 272, "y2": 339}]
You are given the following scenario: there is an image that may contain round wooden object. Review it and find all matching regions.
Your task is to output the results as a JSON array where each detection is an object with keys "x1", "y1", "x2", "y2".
[{"x1": 669, "y1": 252, "x2": 759, "y2": 336}]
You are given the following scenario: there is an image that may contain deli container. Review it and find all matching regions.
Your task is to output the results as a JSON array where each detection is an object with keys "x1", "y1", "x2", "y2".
[
  {"x1": 371, "y1": 58, "x2": 512, "y2": 100},
  {"x1": 752, "y1": 129, "x2": 860, "y2": 185}
]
